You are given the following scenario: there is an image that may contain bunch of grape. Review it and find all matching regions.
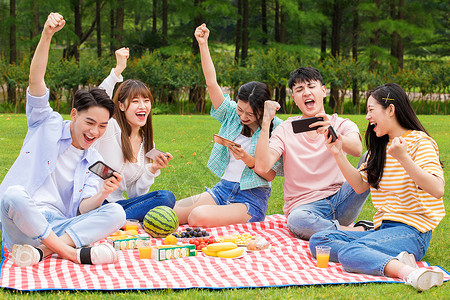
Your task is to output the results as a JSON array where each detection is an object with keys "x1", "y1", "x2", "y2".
[{"x1": 172, "y1": 227, "x2": 209, "y2": 238}]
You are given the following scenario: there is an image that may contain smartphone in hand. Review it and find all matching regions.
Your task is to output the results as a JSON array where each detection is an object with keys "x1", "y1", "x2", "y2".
[
  {"x1": 145, "y1": 148, "x2": 169, "y2": 161},
  {"x1": 327, "y1": 125, "x2": 338, "y2": 142},
  {"x1": 213, "y1": 134, "x2": 241, "y2": 148},
  {"x1": 291, "y1": 117, "x2": 324, "y2": 133},
  {"x1": 89, "y1": 161, "x2": 118, "y2": 180}
]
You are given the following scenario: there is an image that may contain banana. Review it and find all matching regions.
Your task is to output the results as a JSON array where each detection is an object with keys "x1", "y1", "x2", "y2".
[
  {"x1": 217, "y1": 247, "x2": 245, "y2": 258},
  {"x1": 206, "y1": 242, "x2": 237, "y2": 252},
  {"x1": 202, "y1": 247, "x2": 217, "y2": 257}
]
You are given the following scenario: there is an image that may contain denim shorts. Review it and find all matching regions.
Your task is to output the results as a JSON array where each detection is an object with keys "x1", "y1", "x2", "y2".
[{"x1": 205, "y1": 179, "x2": 271, "y2": 222}]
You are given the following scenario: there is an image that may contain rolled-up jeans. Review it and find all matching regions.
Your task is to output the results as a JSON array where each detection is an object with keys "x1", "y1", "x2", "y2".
[
  {"x1": 287, "y1": 181, "x2": 370, "y2": 240},
  {"x1": 1, "y1": 185, "x2": 126, "y2": 252},
  {"x1": 309, "y1": 221, "x2": 432, "y2": 276}
]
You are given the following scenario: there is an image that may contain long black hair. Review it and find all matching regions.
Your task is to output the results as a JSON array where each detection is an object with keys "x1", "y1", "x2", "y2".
[
  {"x1": 364, "y1": 83, "x2": 431, "y2": 188},
  {"x1": 237, "y1": 81, "x2": 274, "y2": 137}
]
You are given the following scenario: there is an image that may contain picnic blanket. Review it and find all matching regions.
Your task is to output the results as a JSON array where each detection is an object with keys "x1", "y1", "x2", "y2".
[{"x1": 1, "y1": 214, "x2": 449, "y2": 291}]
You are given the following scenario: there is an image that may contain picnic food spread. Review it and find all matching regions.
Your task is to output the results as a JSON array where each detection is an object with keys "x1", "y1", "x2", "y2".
[{"x1": 107, "y1": 228, "x2": 270, "y2": 260}]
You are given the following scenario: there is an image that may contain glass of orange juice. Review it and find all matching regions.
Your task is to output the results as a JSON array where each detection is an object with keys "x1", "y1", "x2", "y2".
[
  {"x1": 126, "y1": 219, "x2": 139, "y2": 231},
  {"x1": 138, "y1": 239, "x2": 152, "y2": 259},
  {"x1": 315, "y1": 246, "x2": 331, "y2": 268}
]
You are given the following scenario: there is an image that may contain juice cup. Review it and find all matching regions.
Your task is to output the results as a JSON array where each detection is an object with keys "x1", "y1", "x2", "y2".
[
  {"x1": 315, "y1": 246, "x2": 331, "y2": 268},
  {"x1": 137, "y1": 239, "x2": 152, "y2": 259},
  {"x1": 126, "y1": 219, "x2": 139, "y2": 231},
  {"x1": 138, "y1": 247, "x2": 152, "y2": 259}
]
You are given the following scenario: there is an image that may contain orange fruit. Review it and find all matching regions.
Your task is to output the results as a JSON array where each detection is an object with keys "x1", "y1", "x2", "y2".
[{"x1": 164, "y1": 235, "x2": 178, "y2": 245}]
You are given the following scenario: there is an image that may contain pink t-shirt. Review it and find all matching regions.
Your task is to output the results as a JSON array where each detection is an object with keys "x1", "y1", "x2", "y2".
[{"x1": 269, "y1": 114, "x2": 361, "y2": 216}]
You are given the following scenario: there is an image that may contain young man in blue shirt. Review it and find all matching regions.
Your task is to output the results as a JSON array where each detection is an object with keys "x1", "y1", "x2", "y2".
[{"x1": 0, "y1": 12, "x2": 125, "y2": 267}]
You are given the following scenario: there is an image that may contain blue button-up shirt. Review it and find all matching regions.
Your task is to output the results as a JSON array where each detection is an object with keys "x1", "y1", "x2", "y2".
[
  {"x1": 207, "y1": 94, "x2": 284, "y2": 190},
  {"x1": 0, "y1": 89, "x2": 102, "y2": 219}
]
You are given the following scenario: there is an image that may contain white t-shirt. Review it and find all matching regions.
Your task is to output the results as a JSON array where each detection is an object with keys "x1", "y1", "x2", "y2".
[
  {"x1": 221, "y1": 134, "x2": 252, "y2": 183},
  {"x1": 34, "y1": 144, "x2": 85, "y2": 216}
]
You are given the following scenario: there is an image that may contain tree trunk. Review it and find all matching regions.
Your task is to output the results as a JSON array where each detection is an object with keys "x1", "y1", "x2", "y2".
[
  {"x1": 8, "y1": 0, "x2": 17, "y2": 105},
  {"x1": 152, "y1": 0, "x2": 157, "y2": 34},
  {"x1": 30, "y1": 0, "x2": 39, "y2": 53},
  {"x1": 162, "y1": 0, "x2": 168, "y2": 46},
  {"x1": 320, "y1": 26, "x2": 326, "y2": 61},
  {"x1": 279, "y1": 84, "x2": 287, "y2": 113},
  {"x1": 352, "y1": 0, "x2": 360, "y2": 113},
  {"x1": 192, "y1": 0, "x2": 205, "y2": 55},
  {"x1": 330, "y1": 0, "x2": 342, "y2": 58},
  {"x1": 261, "y1": 0, "x2": 267, "y2": 45},
  {"x1": 330, "y1": 0, "x2": 342, "y2": 110},
  {"x1": 297, "y1": 0, "x2": 303, "y2": 43},
  {"x1": 234, "y1": 0, "x2": 242, "y2": 63},
  {"x1": 390, "y1": 1, "x2": 398, "y2": 65},
  {"x1": 369, "y1": 0, "x2": 381, "y2": 71},
  {"x1": 96, "y1": 0, "x2": 102, "y2": 58},
  {"x1": 240, "y1": 0, "x2": 249, "y2": 65},
  {"x1": 110, "y1": 4, "x2": 115, "y2": 54},
  {"x1": 275, "y1": 0, "x2": 280, "y2": 42},
  {"x1": 191, "y1": 0, "x2": 206, "y2": 113},
  {"x1": 116, "y1": 0, "x2": 124, "y2": 46},
  {"x1": 397, "y1": 0, "x2": 404, "y2": 69},
  {"x1": 280, "y1": 8, "x2": 286, "y2": 43},
  {"x1": 73, "y1": 0, "x2": 82, "y2": 61}
]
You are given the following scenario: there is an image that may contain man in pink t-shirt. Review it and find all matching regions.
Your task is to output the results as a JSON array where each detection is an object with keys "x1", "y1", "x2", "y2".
[{"x1": 255, "y1": 67, "x2": 370, "y2": 240}]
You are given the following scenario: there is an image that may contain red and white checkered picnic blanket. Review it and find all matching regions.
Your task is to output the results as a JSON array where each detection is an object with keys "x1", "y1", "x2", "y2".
[{"x1": 1, "y1": 214, "x2": 448, "y2": 291}]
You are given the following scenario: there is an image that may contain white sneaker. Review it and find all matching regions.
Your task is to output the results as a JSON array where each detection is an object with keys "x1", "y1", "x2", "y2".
[
  {"x1": 77, "y1": 243, "x2": 117, "y2": 265},
  {"x1": 11, "y1": 244, "x2": 41, "y2": 267},
  {"x1": 405, "y1": 268, "x2": 444, "y2": 291},
  {"x1": 396, "y1": 251, "x2": 418, "y2": 268}
]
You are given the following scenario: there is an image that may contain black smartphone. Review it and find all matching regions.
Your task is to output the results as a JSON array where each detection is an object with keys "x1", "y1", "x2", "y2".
[
  {"x1": 327, "y1": 125, "x2": 338, "y2": 142},
  {"x1": 291, "y1": 117, "x2": 324, "y2": 133},
  {"x1": 88, "y1": 161, "x2": 117, "y2": 180}
]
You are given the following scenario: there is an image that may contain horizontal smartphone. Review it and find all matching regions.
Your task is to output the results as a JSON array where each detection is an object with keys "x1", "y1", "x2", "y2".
[
  {"x1": 291, "y1": 117, "x2": 324, "y2": 134},
  {"x1": 145, "y1": 148, "x2": 169, "y2": 161},
  {"x1": 89, "y1": 161, "x2": 118, "y2": 180},
  {"x1": 213, "y1": 134, "x2": 241, "y2": 148},
  {"x1": 327, "y1": 125, "x2": 338, "y2": 142}
]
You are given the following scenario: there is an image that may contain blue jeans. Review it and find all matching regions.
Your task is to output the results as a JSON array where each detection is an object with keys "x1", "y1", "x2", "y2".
[
  {"x1": 287, "y1": 181, "x2": 370, "y2": 240},
  {"x1": 109, "y1": 190, "x2": 175, "y2": 221},
  {"x1": 206, "y1": 179, "x2": 270, "y2": 222},
  {"x1": 309, "y1": 221, "x2": 432, "y2": 276},
  {"x1": 1, "y1": 185, "x2": 126, "y2": 252}
]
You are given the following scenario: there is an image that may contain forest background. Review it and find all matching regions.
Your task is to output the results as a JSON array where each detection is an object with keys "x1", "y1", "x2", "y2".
[{"x1": 0, "y1": 0, "x2": 448, "y2": 115}]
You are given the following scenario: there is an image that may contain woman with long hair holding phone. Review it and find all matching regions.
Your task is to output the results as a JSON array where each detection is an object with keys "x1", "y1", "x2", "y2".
[
  {"x1": 94, "y1": 48, "x2": 175, "y2": 222},
  {"x1": 309, "y1": 83, "x2": 445, "y2": 291}
]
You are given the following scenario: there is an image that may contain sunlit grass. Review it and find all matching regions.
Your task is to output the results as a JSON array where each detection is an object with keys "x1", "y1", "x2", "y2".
[{"x1": 0, "y1": 113, "x2": 448, "y2": 298}]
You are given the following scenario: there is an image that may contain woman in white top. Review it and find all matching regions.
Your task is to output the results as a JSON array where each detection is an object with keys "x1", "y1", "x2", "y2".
[{"x1": 95, "y1": 48, "x2": 175, "y2": 221}]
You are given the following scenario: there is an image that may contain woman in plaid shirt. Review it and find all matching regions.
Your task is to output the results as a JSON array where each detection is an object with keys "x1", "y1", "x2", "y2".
[{"x1": 174, "y1": 24, "x2": 284, "y2": 227}]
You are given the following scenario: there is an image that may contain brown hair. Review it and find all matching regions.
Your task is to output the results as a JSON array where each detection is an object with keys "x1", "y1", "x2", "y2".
[{"x1": 112, "y1": 79, "x2": 154, "y2": 163}]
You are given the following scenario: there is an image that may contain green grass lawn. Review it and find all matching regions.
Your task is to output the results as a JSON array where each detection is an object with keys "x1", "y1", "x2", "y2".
[{"x1": 0, "y1": 113, "x2": 449, "y2": 298}]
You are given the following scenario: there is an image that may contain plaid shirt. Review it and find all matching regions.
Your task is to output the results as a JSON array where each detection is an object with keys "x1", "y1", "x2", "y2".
[{"x1": 207, "y1": 94, "x2": 283, "y2": 190}]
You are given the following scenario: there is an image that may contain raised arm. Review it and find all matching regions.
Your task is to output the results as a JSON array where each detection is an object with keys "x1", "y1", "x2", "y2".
[
  {"x1": 29, "y1": 13, "x2": 65, "y2": 97},
  {"x1": 195, "y1": 24, "x2": 224, "y2": 110},
  {"x1": 99, "y1": 47, "x2": 128, "y2": 98},
  {"x1": 254, "y1": 101, "x2": 282, "y2": 174},
  {"x1": 114, "y1": 47, "x2": 129, "y2": 78}
]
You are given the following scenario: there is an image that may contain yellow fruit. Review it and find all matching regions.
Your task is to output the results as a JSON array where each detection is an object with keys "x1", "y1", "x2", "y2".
[
  {"x1": 202, "y1": 247, "x2": 217, "y2": 257},
  {"x1": 164, "y1": 235, "x2": 178, "y2": 245},
  {"x1": 206, "y1": 242, "x2": 237, "y2": 252},
  {"x1": 217, "y1": 247, "x2": 245, "y2": 258}
]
